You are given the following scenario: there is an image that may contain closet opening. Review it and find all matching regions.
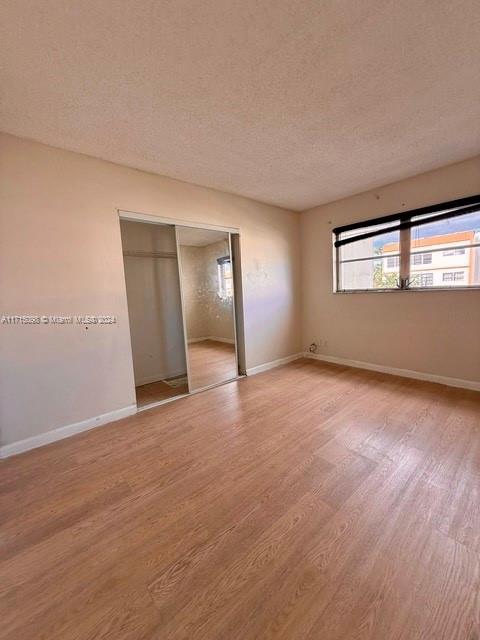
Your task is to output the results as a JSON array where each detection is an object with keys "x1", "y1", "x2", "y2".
[
  {"x1": 119, "y1": 212, "x2": 245, "y2": 410},
  {"x1": 120, "y1": 219, "x2": 189, "y2": 408}
]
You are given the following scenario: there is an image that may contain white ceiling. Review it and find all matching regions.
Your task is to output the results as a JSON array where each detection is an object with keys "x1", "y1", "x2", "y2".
[{"x1": 1, "y1": 1, "x2": 479, "y2": 211}]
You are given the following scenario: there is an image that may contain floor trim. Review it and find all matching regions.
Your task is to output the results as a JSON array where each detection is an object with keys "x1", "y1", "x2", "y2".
[
  {"x1": 0, "y1": 404, "x2": 137, "y2": 459},
  {"x1": 135, "y1": 371, "x2": 187, "y2": 386},
  {"x1": 305, "y1": 352, "x2": 480, "y2": 392},
  {"x1": 246, "y1": 353, "x2": 303, "y2": 376},
  {"x1": 136, "y1": 394, "x2": 189, "y2": 412}
]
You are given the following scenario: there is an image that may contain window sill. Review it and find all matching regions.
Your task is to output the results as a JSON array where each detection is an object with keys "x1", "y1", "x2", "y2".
[{"x1": 334, "y1": 286, "x2": 480, "y2": 294}]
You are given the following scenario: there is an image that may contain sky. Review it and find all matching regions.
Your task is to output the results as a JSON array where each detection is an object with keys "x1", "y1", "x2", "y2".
[{"x1": 373, "y1": 211, "x2": 480, "y2": 249}]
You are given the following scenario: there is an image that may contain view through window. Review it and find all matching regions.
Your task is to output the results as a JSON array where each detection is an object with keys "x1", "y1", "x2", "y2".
[
  {"x1": 217, "y1": 256, "x2": 233, "y2": 299},
  {"x1": 334, "y1": 197, "x2": 480, "y2": 291}
]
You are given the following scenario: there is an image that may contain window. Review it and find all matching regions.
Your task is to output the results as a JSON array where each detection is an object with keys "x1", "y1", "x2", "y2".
[
  {"x1": 387, "y1": 255, "x2": 399, "y2": 268},
  {"x1": 443, "y1": 248, "x2": 466, "y2": 256},
  {"x1": 412, "y1": 253, "x2": 432, "y2": 265},
  {"x1": 417, "y1": 273, "x2": 433, "y2": 287},
  {"x1": 217, "y1": 256, "x2": 233, "y2": 299},
  {"x1": 334, "y1": 195, "x2": 480, "y2": 291},
  {"x1": 443, "y1": 271, "x2": 465, "y2": 282}
]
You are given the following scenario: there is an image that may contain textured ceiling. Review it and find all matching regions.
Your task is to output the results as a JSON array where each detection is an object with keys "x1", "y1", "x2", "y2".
[{"x1": 1, "y1": 1, "x2": 479, "y2": 210}]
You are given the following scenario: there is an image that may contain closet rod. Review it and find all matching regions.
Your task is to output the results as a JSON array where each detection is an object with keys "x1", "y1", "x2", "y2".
[{"x1": 123, "y1": 250, "x2": 177, "y2": 259}]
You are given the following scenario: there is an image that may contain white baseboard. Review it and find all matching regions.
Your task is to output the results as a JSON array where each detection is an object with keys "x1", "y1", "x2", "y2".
[
  {"x1": 305, "y1": 353, "x2": 480, "y2": 392},
  {"x1": 0, "y1": 404, "x2": 137, "y2": 459},
  {"x1": 246, "y1": 353, "x2": 303, "y2": 376},
  {"x1": 135, "y1": 370, "x2": 186, "y2": 386}
]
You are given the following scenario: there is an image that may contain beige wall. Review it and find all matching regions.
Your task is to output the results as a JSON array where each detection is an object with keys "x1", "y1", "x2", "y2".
[
  {"x1": 2, "y1": 130, "x2": 477, "y2": 451},
  {"x1": 202, "y1": 240, "x2": 236, "y2": 342},
  {"x1": 120, "y1": 220, "x2": 187, "y2": 385},
  {"x1": 0, "y1": 133, "x2": 301, "y2": 447},
  {"x1": 301, "y1": 156, "x2": 480, "y2": 383},
  {"x1": 180, "y1": 240, "x2": 235, "y2": 343},
  {"x1": 179, "y1": 245, "x2": 209, "y2": 340}
]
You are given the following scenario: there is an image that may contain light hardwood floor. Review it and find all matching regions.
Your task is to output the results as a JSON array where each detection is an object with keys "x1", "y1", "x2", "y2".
[
  {"x1": 1, "y1": 359, "x2": 480, "y2": 640},
  {"x1": 135, "y1": 339, "x2": 235, "y2": 407},
  {"x1": 136, "y1": 378, "x2": 189, "y2": 407},
  {"x1": 187, "y1": 339, "x2": 237, "y2": 389}
]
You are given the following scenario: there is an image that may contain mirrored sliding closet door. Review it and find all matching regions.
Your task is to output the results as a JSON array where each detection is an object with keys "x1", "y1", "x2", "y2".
[{"x1": 176, "y1": 226, "x2": 238, "y2": 391}]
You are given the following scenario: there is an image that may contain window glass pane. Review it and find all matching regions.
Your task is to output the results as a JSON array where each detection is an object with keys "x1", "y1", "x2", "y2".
[
  {"x1": 339, "y1": 256, "x2": 399, "y2": 291},
  {"x1": 411, "y1": 209, "x2": 480, "y2": 243},
  {"x1": 410, "y1": 209, "x2": 480, "y2": 288},
  {"x1": 410, "y1": 212, "x2": 480, "y2": 287},
  {"x1": 409, "y1": 247, "x2": 479, "y2": 287},
  {"x1": 339, "y1": 224, "x2": 400, "y2": 261},
  {"x1": 409, "y1": 209, "x2": 480, "y2": 287}
]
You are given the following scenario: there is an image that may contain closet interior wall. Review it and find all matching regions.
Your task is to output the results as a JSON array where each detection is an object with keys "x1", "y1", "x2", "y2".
[{"x1": 120, "y1": 219, "x2": 188, "y2": 406}]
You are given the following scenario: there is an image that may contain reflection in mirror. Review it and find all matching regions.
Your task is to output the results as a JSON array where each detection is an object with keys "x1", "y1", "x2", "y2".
[{"x1": 177, "y1": 226, "x2": 237, "y2": 390}]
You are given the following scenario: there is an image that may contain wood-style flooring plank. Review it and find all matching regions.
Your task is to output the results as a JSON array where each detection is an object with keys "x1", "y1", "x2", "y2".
[{"x1": 1, "y1": 358, "x2": 479, "y2": 640}]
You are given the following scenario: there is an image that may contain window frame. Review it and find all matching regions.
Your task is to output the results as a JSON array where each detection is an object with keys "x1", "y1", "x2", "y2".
[{"x1": 333, "y1": 194, "x2": 480, "y2": 293}]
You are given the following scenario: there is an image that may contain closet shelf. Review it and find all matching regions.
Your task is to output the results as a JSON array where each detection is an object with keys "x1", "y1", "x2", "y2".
[{"x1": 123, "y1": 250, "x2": 177, "y2": 259}]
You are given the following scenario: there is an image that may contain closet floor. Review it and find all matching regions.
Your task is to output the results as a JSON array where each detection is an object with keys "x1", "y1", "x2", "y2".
[
  {"x1": 136, "y1": 379, "x2": 188, "y2": 407},
  {"x1": 135, "y1": 340, "x2": 236, "y2": 408}
]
